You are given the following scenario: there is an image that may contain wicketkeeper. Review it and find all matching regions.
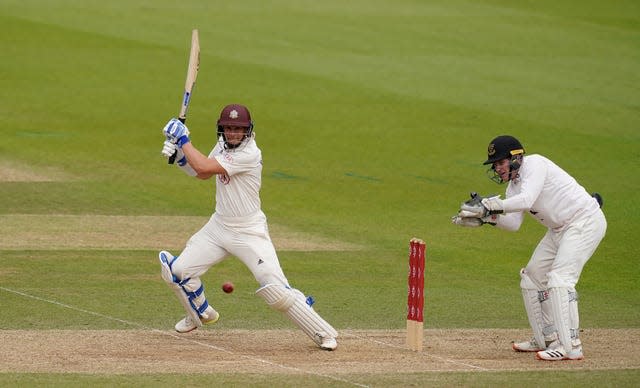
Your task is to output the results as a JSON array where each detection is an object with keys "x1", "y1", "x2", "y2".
[
  {"x1": 158, "y1": 104, "x2": 338, "y2": 351},
  {"x1": 452, "y1": 135, "x2": 606, "y2": 361}
]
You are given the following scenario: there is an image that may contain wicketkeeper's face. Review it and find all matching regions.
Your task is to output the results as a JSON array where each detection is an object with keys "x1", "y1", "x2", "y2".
[
  {"x1": 492, "y1": 158, "x2": 512, "y2": 182},
  {"x1": 223, "y1": 126, "x2": 249, "y2": 145}
]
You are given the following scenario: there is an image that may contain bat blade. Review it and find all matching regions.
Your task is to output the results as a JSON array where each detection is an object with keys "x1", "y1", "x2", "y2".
[{"x1": 169, "y1": 29, "x2": 200, "y2": 164}]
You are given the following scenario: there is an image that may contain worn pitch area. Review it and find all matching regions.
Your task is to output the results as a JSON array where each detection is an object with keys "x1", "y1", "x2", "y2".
[{"x1": 1, "y1": 329, "x2": 638, "y2": 374}]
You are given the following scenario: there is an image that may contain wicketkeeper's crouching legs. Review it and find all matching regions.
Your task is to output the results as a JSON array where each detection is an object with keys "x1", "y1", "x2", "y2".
[
  {"x1": 159, "y1": 251, "x2": 219, "y2": 332},
  {"x1": 256, "y1": 283, "x2": 338, "y2": 350},
  {"x1": 536, "y1": 271, "x2": 583, "y2": 361},
  {"x1": 513, "y1": 268, "x2": 557, "y2": 352}
]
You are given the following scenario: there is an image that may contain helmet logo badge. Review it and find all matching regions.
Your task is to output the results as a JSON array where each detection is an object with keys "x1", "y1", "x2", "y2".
[
  {"x1": 488, "y1": 143, "x2": 496, "y2": 156},
  {"x1": 229, "y1": 110, "x2": 239, "y2": 119}
]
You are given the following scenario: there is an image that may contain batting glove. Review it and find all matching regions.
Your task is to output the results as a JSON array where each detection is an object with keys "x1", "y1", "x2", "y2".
[
  {"x1": 161, "y1": 140, "x2": 187, "y2": 165},
  {"x1": 162, "y1": 118, "x2": 191, "y2": 147},
  {"x1": 161, "y1": 139, "x2": 177, "y2": 158}
]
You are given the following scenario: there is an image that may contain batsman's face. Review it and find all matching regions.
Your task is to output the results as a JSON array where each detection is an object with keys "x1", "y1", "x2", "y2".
[
  {"x1": 493, "y1": 158, "x2": 512, "y2": 181},
  {"x1": 223, "y1": 126, "x2": 248, "y2": 145}
]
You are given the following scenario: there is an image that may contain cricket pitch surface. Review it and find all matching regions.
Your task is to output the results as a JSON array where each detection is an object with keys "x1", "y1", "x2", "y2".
[{"x1": 2, "y1": 328, "x2": 637, "y2": 376}]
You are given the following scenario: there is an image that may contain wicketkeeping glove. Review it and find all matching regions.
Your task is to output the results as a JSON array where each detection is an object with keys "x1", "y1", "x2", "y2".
[
  {"x1": 451, "y1": 214, "x2": 498, "y2": 227},
  {"x1": 457, "y1": 192, "x2": 504, "y2": 218}
]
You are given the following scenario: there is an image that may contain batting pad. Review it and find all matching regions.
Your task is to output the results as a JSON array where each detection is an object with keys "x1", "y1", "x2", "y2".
[
  {"x1": 256, "y1": 284, "x2": 338, "y2": 346},
  {"x1": 159, "y1": 251, "x2": 202, "y2": 328}
]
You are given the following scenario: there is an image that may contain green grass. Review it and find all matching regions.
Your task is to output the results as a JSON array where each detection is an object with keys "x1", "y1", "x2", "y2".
[
  {"x1": 1, "y1": 0, "x2": 638, "y2": 386},
  {"x1": 2, "y1": 370, "x2": 639, "y2": 388}
]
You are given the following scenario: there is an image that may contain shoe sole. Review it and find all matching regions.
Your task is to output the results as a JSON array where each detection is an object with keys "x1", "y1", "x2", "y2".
[
  {"x1": 536, "y1": 352, "x2": 584, "y2": 361},
  {"x1": 175, "y1": 325, "x2": 197, "y2": 334},
  {"x1": 175, "y1": 313, "x2": 219, "y2": 333},
  {"x1": 320, "y1": 342, "x2": 337, "y2": 351},
  {"x1": 202, "y1": 313, "x2": 220, "y2": 325},
  {"x1": 512, "y1": 343, "x2": 543, "y2": 352}
]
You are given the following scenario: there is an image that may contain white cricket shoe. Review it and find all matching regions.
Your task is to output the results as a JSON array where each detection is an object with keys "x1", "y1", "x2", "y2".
[
  {"x1": 174, "y1": 306, "x2": 220, "y2": 333},
  {"x1": 512, "y1": 337, "x2": 559, "y2": 352},
  {"x1": 536, "y1": 342, "x2": 584, "y2": 361},
  {"x1": 512, "y1": 338, "x2": 545, "y2": 352},
  {"x1": 320, "y1": 336, "x2": 338, "y2": 351}
]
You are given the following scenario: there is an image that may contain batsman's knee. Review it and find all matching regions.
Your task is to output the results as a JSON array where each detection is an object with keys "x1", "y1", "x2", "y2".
[{"x1": 256, "y1": 283, "x2": 297, "y2": 311}]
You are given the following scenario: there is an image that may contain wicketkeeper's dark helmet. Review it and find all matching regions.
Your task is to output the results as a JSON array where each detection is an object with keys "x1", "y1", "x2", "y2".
[
  {"x1": 483, "y1": 135, "x2": 525, "y2": 165},
  {"x1": 484, "y1": 135, "x2": 525, "y2": 183},
  {"x1": 216, "y1": 104, "x2": 254, "y2": 149}
]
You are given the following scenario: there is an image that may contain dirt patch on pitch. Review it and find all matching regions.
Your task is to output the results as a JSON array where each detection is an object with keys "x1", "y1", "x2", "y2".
[
  {"x1": 0, "y1": 329, "x2": 637, "y2": 378},
  {"x1": 0, "y1": 214, "x2": 362, "y2": 251},
  {"x1": 0, "y1": 162, "x2": 73, "y2": 182}
]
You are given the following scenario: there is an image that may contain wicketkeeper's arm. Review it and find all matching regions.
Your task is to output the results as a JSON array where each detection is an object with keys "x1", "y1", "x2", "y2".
[{"x1": 492, "y1": 212, "x2": 523, "y2": 231}]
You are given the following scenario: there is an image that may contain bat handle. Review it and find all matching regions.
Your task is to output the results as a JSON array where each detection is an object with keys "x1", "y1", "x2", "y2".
[{"x1": 167, "y1": 117, "x2": 187, "y2": 165}]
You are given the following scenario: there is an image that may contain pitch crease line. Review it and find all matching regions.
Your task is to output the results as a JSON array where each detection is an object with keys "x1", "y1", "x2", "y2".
[
  {"x1": 341, "y1": 330, "x2": 488, "y2": 371},
  {"x1": 0, "y1": 286, "x2": 369, "y2": 388}
]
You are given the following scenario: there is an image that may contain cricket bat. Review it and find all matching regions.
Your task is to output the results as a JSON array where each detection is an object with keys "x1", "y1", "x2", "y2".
[{"x1": 168, "y1": 29, "x2": 200, "y2": 164}]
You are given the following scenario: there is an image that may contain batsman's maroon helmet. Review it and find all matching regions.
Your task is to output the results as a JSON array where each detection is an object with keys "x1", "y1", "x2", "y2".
[
  {"x1": 217, "y1": 104, "x2": 253, "y2": 129},
  {"x1": 216, "y1": 104, "x2": 254, "y2": 148}
]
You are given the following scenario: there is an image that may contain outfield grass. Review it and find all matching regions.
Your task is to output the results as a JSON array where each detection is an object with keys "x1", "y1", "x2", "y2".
[{"x1": 1, "y1": 0, "x2": 638, "y2": 386}]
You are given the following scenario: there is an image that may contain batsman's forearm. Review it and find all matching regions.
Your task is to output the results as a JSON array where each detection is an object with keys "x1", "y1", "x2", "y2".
[{"x1": 181, "y1": 143, "x2": 226, "y2": 178}]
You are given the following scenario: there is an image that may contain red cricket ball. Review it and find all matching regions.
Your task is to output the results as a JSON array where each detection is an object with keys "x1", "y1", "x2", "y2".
[{"x1": 222, "y1": 282, "x2": 234, "y2": 294}]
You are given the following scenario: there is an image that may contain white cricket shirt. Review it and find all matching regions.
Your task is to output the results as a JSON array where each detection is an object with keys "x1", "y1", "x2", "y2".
[
  {"x1": 502, "y1": 154, "x2": 600, "y2": 231},
  {"x1": 208, "y1": 137, "x2": 262, "y2": 218}
]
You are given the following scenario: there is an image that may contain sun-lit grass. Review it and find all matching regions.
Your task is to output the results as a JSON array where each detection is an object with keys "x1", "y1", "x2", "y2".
[{"x1": 1, "y1": 0, "x2": 638, "y2": 386}]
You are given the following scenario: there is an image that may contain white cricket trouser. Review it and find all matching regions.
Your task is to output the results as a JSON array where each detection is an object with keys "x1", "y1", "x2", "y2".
[
  {"x1": 170, "y1": 211, "x2": 290, "y2": 289},
  {"x1": 525, "y1": 209, "x2": 607, "y2": 289}
]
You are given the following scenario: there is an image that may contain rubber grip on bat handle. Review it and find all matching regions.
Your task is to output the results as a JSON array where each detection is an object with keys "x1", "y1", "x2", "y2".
[{"x1": 167, "y1": 117, "x2": 186, "y2": 165}]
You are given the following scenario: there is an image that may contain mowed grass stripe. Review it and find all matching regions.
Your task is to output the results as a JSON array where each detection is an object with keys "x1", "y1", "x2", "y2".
[{"x1": 0, "y1": 214, "x2": 362, "y2": 251}]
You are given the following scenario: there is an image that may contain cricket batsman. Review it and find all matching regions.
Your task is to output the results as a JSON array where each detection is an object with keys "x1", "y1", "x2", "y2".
[
  {"x1": 452, "y1": 135, "x2": 606, "y2": 361},
  {"x1": 157, "y1": 104, "x2": 338, "y2": 351}
]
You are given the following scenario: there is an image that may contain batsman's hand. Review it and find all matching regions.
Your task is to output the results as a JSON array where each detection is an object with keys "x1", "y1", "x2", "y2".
[
  {"x1": 457, "y1": 192, "x2": 503, "y2": 218},
  {"x1": 161, "y1": 139, "x2": 177, "y2": 158},
  {"x1": 161, "y1": 139, "x2": 187, "y2": 165},
  {"x1": 163, "y1": 118, "x2": 191, "y2": 147}
]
